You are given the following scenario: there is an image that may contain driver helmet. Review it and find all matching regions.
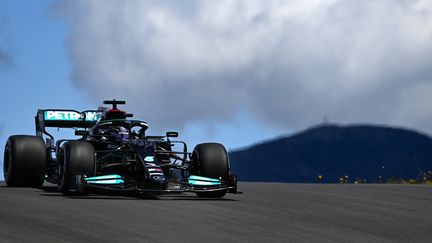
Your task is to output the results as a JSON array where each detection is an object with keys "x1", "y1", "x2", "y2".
[{"x1": 111, "y1": 126, "x2": 129, "y2": 142}]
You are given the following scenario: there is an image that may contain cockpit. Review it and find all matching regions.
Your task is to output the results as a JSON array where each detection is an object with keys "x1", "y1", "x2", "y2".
[{"x1": 92, "y1": 120, "x2": 149, "y2": 143}]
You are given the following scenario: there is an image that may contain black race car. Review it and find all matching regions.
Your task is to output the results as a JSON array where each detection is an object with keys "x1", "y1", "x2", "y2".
[{"x1": 3, "y1": 100, "x2": 240, "y2": 198}]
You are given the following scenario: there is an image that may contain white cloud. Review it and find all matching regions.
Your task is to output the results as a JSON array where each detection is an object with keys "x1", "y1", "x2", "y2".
[{"x1": 57, "y1": 0, "x2": 432, "y2": 133}]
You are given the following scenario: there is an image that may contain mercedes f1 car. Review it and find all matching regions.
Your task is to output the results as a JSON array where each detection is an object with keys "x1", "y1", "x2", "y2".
[{"x1": 3, "y1": 100, "x2": 240, "y2": 198}]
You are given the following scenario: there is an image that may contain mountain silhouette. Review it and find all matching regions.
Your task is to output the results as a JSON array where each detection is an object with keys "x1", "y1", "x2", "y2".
[{"x1": 229, "y1": 124, "x2": 432, "y2": 183}]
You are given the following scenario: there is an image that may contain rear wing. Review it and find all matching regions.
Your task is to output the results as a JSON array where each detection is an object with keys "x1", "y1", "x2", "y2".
[{"x1": 35, "y1": 109, "x2": 102, "y2": 138}]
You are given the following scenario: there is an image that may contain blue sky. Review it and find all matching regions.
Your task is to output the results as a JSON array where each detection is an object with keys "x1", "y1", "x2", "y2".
[
  {"x1": 0, "y1": 0, "x2": 86, "y2": 179},
  {"x1": 0, "y1": 0, "x2": 289, "y2": 180},
  {"x1": 1, "y1": 0, "x2": 432, "y2": 180}
]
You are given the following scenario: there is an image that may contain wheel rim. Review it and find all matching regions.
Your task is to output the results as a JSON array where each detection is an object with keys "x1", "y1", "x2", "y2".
[
  {"x1": 3, "y1": 147, "x2": 10, "y2": 180},
  {"x1": 59, "y1": 163, "x2": 66, "y2": 189},
  {"x1": 58, "y1": 152, "x2": 66, "y2": 190}
]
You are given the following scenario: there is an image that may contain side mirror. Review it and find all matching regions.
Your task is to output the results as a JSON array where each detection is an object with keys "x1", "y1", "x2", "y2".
[
  {"x1": 166, "y1": 131, "x2": 178, "y2": 138},
  {"x1": 75, "y1": 130, "x2": 89, "y2": 136}
]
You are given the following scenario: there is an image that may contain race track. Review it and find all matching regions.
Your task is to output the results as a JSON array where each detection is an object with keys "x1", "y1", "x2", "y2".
[{"x1": 0, "y1": 182, "x2": 431, "y2": 242}]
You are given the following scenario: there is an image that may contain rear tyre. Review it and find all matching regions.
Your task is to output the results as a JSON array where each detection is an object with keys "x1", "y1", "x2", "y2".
[
  {"x1": 3, "y1": 135, "x2": 47, "y2": 188},
  {"x1": 59, "y1": 141, "x2": 95, "y2": 195},
  {"x1": 191, "y1": 143, "x2": 229, "y2": 198}
]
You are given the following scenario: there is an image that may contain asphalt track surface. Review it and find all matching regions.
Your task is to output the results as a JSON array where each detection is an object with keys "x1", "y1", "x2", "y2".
[{"x1": 0, "y1": 182, "x2": 431, "y2": 242}]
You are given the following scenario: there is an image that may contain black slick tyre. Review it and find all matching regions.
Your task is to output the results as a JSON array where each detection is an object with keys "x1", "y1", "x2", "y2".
[
  {"x1": 59, "y1": 141, "x2": 95, "y2": 195},
  {"x1": 192, "y1": 143, "x2": 229, "y2": 198},
  {"x1": 3, "y1": 135, "x2": 47, "y2": 188}
]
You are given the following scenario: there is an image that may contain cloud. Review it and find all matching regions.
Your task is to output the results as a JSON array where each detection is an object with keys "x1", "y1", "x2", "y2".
[
  {"x1": 0, "y1": 50, "x2": 12, "y2": 68},
  {"x1": 0, "y1": 15, "x2": 13, "y2": 69},
  {"x1": 57, "y1": 0, "x2": 432, "y2": 133}
]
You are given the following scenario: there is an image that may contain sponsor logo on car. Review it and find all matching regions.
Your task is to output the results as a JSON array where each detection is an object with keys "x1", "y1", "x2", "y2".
[
  {"x1": 152, "y1": 175, "x2": 166, "y2": 182},
  {"x1": 44, "y1": 111, "x2": 100, "y2": 121}
]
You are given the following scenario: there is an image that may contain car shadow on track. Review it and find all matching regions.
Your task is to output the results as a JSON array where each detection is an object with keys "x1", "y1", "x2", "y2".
[
  {"x1": 40, "y1": 185, "x2": 152, "y2": 200},
  {"x1": 39, "y1": 185, "x2": 237, "y2": 201},
  {"x1": 157, "y1": 195, "x2": 238, "y2": 201}
]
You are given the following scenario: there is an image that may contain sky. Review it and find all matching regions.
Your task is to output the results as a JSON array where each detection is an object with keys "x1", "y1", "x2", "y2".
[{"x1": 1, "y1": 0, "x2": 432, "y2": 179}]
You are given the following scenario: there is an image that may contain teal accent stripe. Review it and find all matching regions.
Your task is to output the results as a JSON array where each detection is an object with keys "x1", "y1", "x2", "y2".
[
  {"x1": 84, "y1": 174, "x2": 122, "y2": 181},
  {"x1": 188, "y1": 179, "x2": 221, "y2": 186},
  {"x1": 188, "y1": 175, "x2": 222, "y2": 186},
  {"x1": 189, "y1": 175, "x2": 220, "y2": 182},
  {"x1": 87, "y1": 179, "x2": 124, "y2": 185}
]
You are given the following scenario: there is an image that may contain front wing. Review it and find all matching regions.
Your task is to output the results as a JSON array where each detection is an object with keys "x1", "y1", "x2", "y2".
[{"x1": 73, "y1": 174, "x2": 241, "y2": 195}]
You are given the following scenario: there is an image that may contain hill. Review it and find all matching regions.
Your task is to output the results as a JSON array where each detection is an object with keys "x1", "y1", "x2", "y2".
[{"x1": 229, "y1": 124, "x2": 432, "y2": 183}]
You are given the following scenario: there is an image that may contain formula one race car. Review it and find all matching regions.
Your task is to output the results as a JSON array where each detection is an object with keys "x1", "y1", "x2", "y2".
[{"x1": 3, "y1": 100, "x2": 240, "y2": 198}]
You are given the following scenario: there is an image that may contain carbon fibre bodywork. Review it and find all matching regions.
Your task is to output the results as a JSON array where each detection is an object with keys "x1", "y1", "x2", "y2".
[{"x1": 34, "y1": 101, "x2": 240, "y2": 196}]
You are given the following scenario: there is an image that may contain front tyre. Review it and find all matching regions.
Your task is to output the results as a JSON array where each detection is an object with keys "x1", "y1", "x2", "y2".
[
  {"x1": 59, "y1": 141, "x2": 95, "y2": 195},
  {"x1": 3, "y1": 135, "x2": 47, "y2": 188},
  {"x1": 192, "y1": 143, "x2": 229, "y2": 198}
]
